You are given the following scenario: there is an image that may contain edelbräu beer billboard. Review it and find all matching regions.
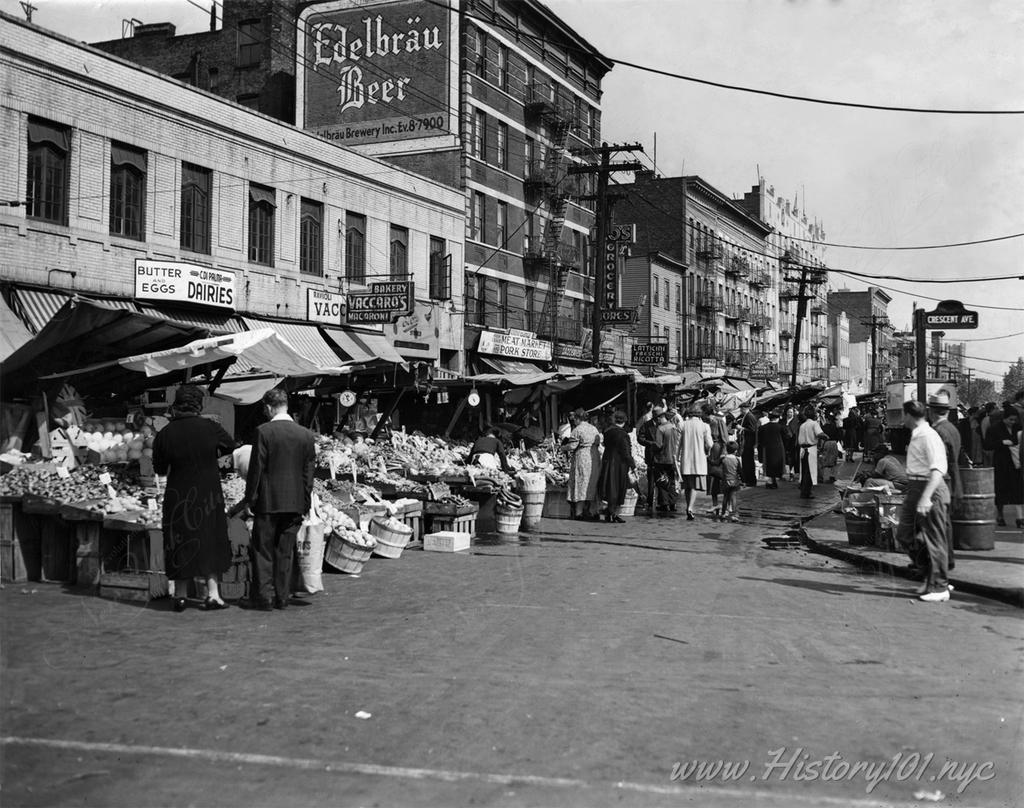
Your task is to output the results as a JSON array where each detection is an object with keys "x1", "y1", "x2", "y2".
[{"x1": 297, "y1": 0, "x2": 454, "y2": 147}]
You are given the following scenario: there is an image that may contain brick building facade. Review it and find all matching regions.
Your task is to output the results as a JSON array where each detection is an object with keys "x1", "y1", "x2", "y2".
[
  {"x1": 93, "y1": 0, "x2": 614, "y2": 369},
  {"x1": 2, "y1": 14, "x2": 465, "y2": 370}
]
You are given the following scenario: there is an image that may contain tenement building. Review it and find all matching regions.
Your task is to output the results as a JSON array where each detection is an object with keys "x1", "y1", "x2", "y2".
[
  {"x1": 92, "y1": 0, "x2": 613, "y2": 372},
  {"x1": 615, "y1": 172, "x2": 777, "y2": 381},
  {"x1": 735, "y1": 180, "x2": 830, "y2": 387}
]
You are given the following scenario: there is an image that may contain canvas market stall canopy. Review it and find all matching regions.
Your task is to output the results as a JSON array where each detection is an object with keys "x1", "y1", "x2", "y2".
[
  {"x1": 1, "y1": 297, "x2": 209, "y2": 397},
  {"x1": 36, "y1": 329, "x2": 332, "y2": 401}
]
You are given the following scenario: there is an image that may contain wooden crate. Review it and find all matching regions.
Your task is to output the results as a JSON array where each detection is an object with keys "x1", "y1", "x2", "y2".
[
  {"x1": 98, "y1": 571, "x2": 153, "y2": 602},
  {"x1": 423, "y1": 530, "x2": 471, "y2": 552},
  {"x1": 427, "y1": 513, "x2": 476, "y2": 538}
]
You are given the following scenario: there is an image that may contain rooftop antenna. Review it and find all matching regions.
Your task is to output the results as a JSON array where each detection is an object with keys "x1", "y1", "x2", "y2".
[{"x1": 20, "y1": 1, "x2": 37, "y2": 22}]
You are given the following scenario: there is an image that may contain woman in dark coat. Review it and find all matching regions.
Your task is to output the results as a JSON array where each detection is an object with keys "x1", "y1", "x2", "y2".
[
  {"x1": 782, "y1": 405, "x2": 800, "y2": 480},
  {"x1": 843, "y1": 408, "x2": 862, "y2": 459},
  {"x1": 597, "y1": 411, "x2": 635, "y2": 523},
  {"x1": 862, "y1": 407, "x2": 884, "y2": 454},
  {"x1": 757, "y1": 410, "x2": 786, "y2": 488},
  {"x1": 153, "y1": 385, "x2": 236, "y2": 612},
  {"x1": 985, "y1": 406, "x2": 1023, "y2": 527}
]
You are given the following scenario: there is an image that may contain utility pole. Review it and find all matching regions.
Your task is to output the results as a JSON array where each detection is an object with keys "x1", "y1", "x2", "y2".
[
  {"x1": 781, "y1": 254, "x2": 826, "y2": 389},
  {"x1": 569, "y1": 142, "x2": 645, "y2": 365},
  {"x1": 859, "y1": 314, "x2": 890, "y2": 393}
]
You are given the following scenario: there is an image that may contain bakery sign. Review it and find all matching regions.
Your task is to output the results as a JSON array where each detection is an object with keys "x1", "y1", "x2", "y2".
[
  {"x1": 298, "y1": 0, "x2": 454, "y2": 146},
  {"x1": 345, "y1": 281, "x2": 414, "y2": 325},
  {"x1": 134, "y1": 259, "x2": 235, "y2": 310},
  {"x1": 478, "y1": 329, "x2": 552, "y2": 362}
]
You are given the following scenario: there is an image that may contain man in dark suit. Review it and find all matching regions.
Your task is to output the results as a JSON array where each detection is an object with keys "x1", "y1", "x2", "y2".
[{"x1": 243, "y1": 388, "x2": 316, "y2": 610}]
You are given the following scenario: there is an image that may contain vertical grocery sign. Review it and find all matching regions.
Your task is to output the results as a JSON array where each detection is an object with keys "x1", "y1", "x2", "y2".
[{"x1": 297, "y1": 0, "x2": 455, "y2": 147}]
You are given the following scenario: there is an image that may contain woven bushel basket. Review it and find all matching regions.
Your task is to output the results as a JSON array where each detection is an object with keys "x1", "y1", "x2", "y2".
[{"x1": 370, "y1": 518, "x2": 413, "y2": 559}]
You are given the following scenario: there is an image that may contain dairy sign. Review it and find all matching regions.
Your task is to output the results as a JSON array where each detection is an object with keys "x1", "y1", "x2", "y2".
[
  {"x1": 298, "y1": 0, "x2": 454, "y2": 146},
  {"x1": 134, "y1": 259, "x2": 235, "y2": 311}
]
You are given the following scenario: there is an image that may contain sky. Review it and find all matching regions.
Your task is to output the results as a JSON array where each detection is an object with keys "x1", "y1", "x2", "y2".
[{"x1": 7, "y1": 0, "x2": 1023, "y2": 385}]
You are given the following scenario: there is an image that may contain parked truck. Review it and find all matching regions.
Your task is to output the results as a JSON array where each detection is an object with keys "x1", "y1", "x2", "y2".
[{"x1": 885, "y1": 379, "x2": 958, "y2": 453}]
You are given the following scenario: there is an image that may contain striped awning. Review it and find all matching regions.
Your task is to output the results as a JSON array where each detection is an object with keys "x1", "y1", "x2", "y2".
[
  {"x1": 9, "y1": 287, "x2": 72, "y2": 333},
  {"x1": 322, "y1": 327, "x2": 405, "y2": 365},
  {"x1": 241, "y1": 317, "x2": 346, "y2": 370},
  {"x1": 0, "y1": 294, "x2": 34, "y2": 361},
  {"x1": 9, "y1": 286, "x2": 243, "y2": 335},
  {"x1": 136, "y1": 304, "x2": 244, "y2": 334}
]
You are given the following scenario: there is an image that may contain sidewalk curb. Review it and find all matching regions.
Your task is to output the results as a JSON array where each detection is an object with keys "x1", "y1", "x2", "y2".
[{"x1": 802, "y1": 533, "x2": 1024, "y2": 609}]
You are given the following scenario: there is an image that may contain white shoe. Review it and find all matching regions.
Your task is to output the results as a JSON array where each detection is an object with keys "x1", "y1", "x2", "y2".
[{"x1": 918, "y1": 589, "x2": 950, "y2": 603}]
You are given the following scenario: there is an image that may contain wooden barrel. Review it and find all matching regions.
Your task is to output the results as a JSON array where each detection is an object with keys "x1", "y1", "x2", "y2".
[{"x1": 952, "y1": 467, "x2": 996, "y2": 551}]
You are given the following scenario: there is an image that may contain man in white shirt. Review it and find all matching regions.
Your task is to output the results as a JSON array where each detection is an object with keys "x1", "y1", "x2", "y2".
[
  {"x1": 896, "y1": 400, "x2": 952, "y2": 602},
  {"x1": 797, "y1": 407, "x2": 825, "y2": 499}
]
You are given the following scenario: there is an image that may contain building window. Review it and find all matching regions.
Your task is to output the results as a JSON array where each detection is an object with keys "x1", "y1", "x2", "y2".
[
  {"x1": 465, "y1": 273, "x2": 485, "y2": 325},
  {"x1": 109, "y1": 142, "x2": 146, "y2": 240},
  {"x1": 389, "y1": 224, "x2": 408, "y2": 280},
  {"x1": 237, "y1": 20, "x2": 261, "y2": 67},
  {"x1": 572, "y1": 230, "x2": 584, "y2": 271},
  {"x1": 474, "y1": 28, "x2": 488, "y2": 78},
  {"x1": 496, "y1": 201, "x2": 507, "y2": 249},
  {"x1": 524, "y1": 212, "x2": 536, "y2": 254},
  {"x1": 676, "y1": 329, "x2": 682, "y2": 362},
  {"x1": 26, "y1": 118, "x2": 70, "y2": 225},
  {"x1": 429, "y1": 236, "x2": 450, "y2": 300},
  {"x1": 180, "y1": 162, "x2": 211, "y2": 254},
  {"x1": 525, "y1": 287, "x2": 536, "y2": 330},
  {"x1": 676, "y1": 283, "x2": 682, "y2": 312},
  {"x1": 237, "y1": 94, "x2": 260, "y2": 110},
  {"x1": 300, "y1": 199, "x2": 323, "y2": 276},
  {"x1": 664, "y1": 279, "x2": 670, "y2": 310},
  {"x1": 472, "y1": 110, "x2": 486, "y2": 159},
  {"x1": 471, "y1": 192, "x2": 485, "y2": 242},
  {"x1": 524, "y1": 136, "x2": 535, "y2": 177},
  {"x1": 653, "y1": 275, "x2": 659, "y2": 307},
  {"x1": 496, "y1": 122, "x2": 508, "y2": 170},
  {"x1": 497, "y1": 279, "x2": 509, "y2": 328},
  {"x1": 248, "y1": 183, "x2": 276, "y2": 266},
  {"x1": 207, "y1": 67, "x2": 219, "y2": 93},
  {"x1": 345, "y1": 212, "x2": 366, "y2": 284},
  {"x1": 497, "y1": 44, "x2": 508, "y2": 90}
]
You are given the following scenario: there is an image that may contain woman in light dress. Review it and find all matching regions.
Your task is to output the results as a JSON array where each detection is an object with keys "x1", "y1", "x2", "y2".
[{"x1": 564, "y1": 407, "x2": 602, "y2": 520}]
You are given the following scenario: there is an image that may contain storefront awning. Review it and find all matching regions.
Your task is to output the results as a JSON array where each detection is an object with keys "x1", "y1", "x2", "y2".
[
  {"x1": 466, "y1": 356, "x2": 555, "y2": 386},
  {"x1": 322, "y1": 327, "x2": 406, "y2": 365},
  {"x1": 0, "y1": 294, "x2": 34, "y2": 361},
  {"x1": 242, "y1": 317, "x2": 347, "y2": 370},
  {"x1": 40, "y1": 329, "x2": 324, "y2": 382},
  {"x1": 8, "y1": 286, "x2": 245, "y2": 335},
  {"x1": 1, "y1": 297, "x2": 208, "y2": 393}
]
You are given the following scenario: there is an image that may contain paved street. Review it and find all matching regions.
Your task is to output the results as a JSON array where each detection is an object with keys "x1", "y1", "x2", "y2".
[{"x1": 3, "y1": 485, "x2": 1022, "y2": 808}]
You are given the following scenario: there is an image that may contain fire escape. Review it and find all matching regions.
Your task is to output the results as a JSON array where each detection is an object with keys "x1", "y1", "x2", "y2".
[{"x1": 525, "y1": 84, "x2": 577, "y2": 344}]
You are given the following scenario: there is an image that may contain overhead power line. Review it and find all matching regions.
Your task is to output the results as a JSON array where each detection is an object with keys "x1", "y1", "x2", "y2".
[
  {"x1": 608, "y1": 58, "x2": 1024, "y2": 116},
  {"x1": 784, "y1": 230, "x2": 1024, "y2": 251},
  {"x1": 430, "y1": 0, "x2": 1024, "y2": 116}
]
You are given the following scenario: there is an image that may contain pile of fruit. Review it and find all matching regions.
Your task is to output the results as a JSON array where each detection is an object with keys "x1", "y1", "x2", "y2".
[
  {"x1": 78, "y1": 420, "x2": 157, "y2": 464},
  {"x1": 0, "y1": 463, "x2": 152, "y2": 505},
  {"x1": 431, "y1": 494, "x2": 473, "y2": 510}
]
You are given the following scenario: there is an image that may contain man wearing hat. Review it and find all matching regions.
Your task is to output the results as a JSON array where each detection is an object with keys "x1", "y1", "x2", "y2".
[
  {"x1": 636, "y1": 406, "x2": 664, "y2": 511},
  {"x1": 929, "y1": 389, "x2": 961, "y2": 571}
]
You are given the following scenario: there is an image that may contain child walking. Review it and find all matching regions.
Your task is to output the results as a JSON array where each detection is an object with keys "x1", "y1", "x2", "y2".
[{"x1": 719, "y1": 440, "x2": 743, "y2": 522}]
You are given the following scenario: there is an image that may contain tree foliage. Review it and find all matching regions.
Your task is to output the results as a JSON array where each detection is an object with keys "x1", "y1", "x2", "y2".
[
  {"x1": 962, "y1": 377, "x2": 997, "y2": 408},
  {"x1": 1001, "y1": 358, "x2": 1024, "y2": 402}
]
